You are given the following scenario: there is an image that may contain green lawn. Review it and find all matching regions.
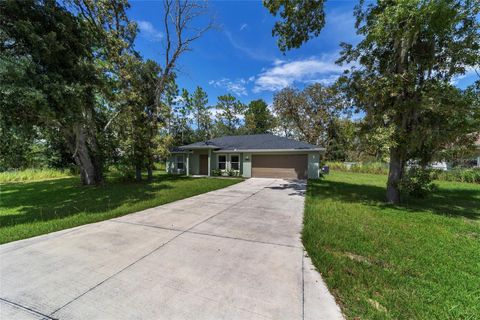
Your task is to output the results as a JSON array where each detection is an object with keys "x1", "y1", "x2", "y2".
[
  {"x1": 304, "y1": 172, "x2": 480, "y2": 320},
  {"x1": 0, "y1": 172, "x2": 242, "y2": 244}
]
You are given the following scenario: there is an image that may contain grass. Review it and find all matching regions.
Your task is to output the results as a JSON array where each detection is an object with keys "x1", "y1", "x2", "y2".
[
  {"x1": 0, "y1": 172, "x2": 242, "y2": 244},
  {"x1": 304, "y1": 171, "x2": 480, "y2": 320},
  {"x1": 0, "y1": 168, "x2": 74, "y2": 183}
]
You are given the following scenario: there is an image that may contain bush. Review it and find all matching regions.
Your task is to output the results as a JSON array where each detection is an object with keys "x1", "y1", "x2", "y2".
[
  {"x1": 154, "y1": 162, "x2": 166, "y2": 171},
  {"x1": 434, "y1": 168, "x2": 480, "y2": 184},
  {"x1": 227, "y1": 169, "x2": 239, "y2": 177},
  {"x1": 326, "y1": 162, "x2": 349, "y2": 171},
  {"x1": 326, "y1": 162, "x2": 389, "y2": 175},
  {"x1": 351, "y1": 162, "x2": 389, "y2": 175},
  {"x1": 211, "y1": 169, "x2": 222, "y2": 176},
  {"x1": 400, "y1": 168, "x2": 437, "y2": 198}
]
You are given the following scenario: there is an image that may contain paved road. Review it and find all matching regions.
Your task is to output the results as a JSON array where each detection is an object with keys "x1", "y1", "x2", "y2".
[{"x1": 0, "y1": 178, "x2": 343, "y2": 320}]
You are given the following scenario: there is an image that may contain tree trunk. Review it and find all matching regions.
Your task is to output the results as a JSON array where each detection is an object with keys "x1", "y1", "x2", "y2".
[
  {"x1": 135, "y1": 165, "x2": 142, "y2": 181},
  {"x1": 386, "y1": 146, "x2": 404, "y2": 204},
  {"x1": 147, "y1": 164, "x2": 153, "y2": 181},
  {"x1": 70, "y1": 124, "x2": 103, "y2": 185}
]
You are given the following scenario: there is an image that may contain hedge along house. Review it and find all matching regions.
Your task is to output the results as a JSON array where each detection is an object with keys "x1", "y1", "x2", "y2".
[{"x1": 166, "y1": 134, "x2": 325, "y2": 179}]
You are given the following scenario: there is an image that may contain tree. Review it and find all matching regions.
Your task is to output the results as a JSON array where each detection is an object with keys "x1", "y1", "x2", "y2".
[
  {"x1": 263, "y1": 0, "x2": 326, "y2": 52},
  {"x1": 338, "y1": 0, "x2": 480, "y2": 203},
  {"x1": 0, "y1": 0, "x2": 140, "y2": 184},
  {"x1": 171, "y1": 88, "x2": 194, "y2": 145},
  {"x1": 272, "y1": 83, "x2": 348, "y2": 146},
  {"x1": 325, "y1": 118, "x2": 357, "y2": 162},
  {"x1": 214, "y1": 94, "x2": 245, "y2": 136},
  {"x1": 191, "y1": 86, "x2": 211, "y2": 140},
  {"x1": 115, "y1": 58, "x2": 161, "y2": 181},
  {"x1": 244, "y1": 99, "x2": 276, "y2": 134},
  {"x1": 154, "y1": 0, "x2": 213, "y2": 118},
  {"x1": 1, "y1": 0, "x2": 105, "y2": 184}
]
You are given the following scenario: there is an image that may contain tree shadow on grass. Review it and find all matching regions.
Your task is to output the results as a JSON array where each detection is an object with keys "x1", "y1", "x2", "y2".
[
  {"x1": 309, "y1": 178, "x2": 480, "y2": 220},
  {"x1": 0, "y1": 174, "x2": 191, "y2": 228}
]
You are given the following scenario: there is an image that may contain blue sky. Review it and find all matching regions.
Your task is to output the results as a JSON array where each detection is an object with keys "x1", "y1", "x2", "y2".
[{"x1": 129, "y1": 0, "x2": 478, "y2": 106}]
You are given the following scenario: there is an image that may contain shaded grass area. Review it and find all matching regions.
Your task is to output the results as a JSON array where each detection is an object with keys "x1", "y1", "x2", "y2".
[
  {"x1": 0, "y1": 173, "x2": 242, "y2": 244},
  {"x1": 304, "y1": 172, "x2": 480, "y2": 319}
]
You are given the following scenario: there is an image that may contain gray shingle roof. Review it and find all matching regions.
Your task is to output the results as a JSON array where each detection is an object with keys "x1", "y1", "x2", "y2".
[{"x1": 178, "y1": 134, "x2": 322, "y2": 151}]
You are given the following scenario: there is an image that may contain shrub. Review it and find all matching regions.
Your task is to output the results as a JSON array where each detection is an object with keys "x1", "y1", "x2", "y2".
[
  {"x1": 434, "y1": 168, "x2": 480, "y2": 184},
  {"x1": 154, "y1": 162, "x2": 166, "y2": 171},
  {"x1": 211, "y1": 169, "x2": 222, "y2": 176},
  {"x1": 400, "y1": 168, "x2": 437, "y2": 198},
  {"x1": 326, "y1": 162, "x2": 349, "y2": 171},
  {"x1": 326, "y1": 162, "x2": 389, "y2": 175},
  {"x1": 227, "y1": 169, "x2": 239, "y2": 177},
  {"x1": 351, "y1": 162, "x2": 389, "y2": 175}
]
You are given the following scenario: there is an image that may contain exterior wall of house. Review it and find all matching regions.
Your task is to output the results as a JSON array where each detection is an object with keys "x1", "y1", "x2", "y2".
[
  {"x1": 190, "y1": 153, "x2": 199, "y2": 175},
  {"x1": 166, "y1": 154, "x2": 188, "y2": 174},
  {"x1": 307, "y1": 152, "x2": 321, "y2": 179},
  {"x1": 167, "y1": 150, "x2": 322, "y2": 179},
  {"x1": 212, "y1": 152, "x2": 243, "y2": 176},
  {"x1": 242, "y1": 153, "x2": 252, "y2": 178},
  {"x1": 166, "y1": 156, "x2": 174, "y2": 173}
]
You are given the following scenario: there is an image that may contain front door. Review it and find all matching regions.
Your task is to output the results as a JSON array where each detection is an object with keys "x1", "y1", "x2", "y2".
[{"x1": 199, "y1": 154, "x2": 208, "y2": 175}]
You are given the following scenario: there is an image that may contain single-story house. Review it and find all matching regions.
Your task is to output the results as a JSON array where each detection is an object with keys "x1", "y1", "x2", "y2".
[{"x1": 166, "y1": 134, "x2": 325, "y2": 179}]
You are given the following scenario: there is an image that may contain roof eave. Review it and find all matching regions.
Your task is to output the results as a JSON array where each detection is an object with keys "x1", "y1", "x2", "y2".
[
  {"x1": 178, "y1": 145, "x2": 219, "y2": 150},
  {"x1": 212, "y1": 148, "x2": 325, "y2": 153}
]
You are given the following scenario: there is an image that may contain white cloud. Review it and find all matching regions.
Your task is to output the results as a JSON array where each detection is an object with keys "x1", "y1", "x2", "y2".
[
  {"x1": 253, "y1": 54, "x2": 347, "y2": 92},
  {"x1": 240, "y1": 23, "x2": 248, "y2": 31},
  {"x1": 137, "y1": 20, "x2": 163, "y2": 42},
  {"x1": 209, "y1": 78, "x2": 253, "y2": 96},
  {"x1": 224, "y1": 30, "x2": 274, "y2": 61}
]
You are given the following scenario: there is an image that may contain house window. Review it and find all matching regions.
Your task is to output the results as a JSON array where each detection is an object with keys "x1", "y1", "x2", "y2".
[
  {"x1": 230, "y1": 155, "x2": 239, "y2": 170},
  {"x1": 176, "y1": 155, "x2": 184, "y2": 170},
  {"x1": 218, "y1": 155, "x2": 226, "y2": 170}
]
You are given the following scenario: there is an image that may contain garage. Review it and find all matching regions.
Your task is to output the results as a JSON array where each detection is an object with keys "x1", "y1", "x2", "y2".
[{"x1": 252, "y1": 154, "x2": 308, "y2": 179}]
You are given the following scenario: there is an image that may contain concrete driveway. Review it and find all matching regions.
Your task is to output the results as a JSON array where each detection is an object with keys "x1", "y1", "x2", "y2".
[{"x1": 0, "y1": 178, "x2": 343, "y2": 320}]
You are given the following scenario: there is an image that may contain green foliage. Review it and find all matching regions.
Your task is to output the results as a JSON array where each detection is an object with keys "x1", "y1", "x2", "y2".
[
  {"x1": 400, "y1": 167, "x2": 437, "y2": 198},
  {"x1": 211, "y1": 169, "x2": 222, "y2": 176},
  {"x1": 244, "y1": 99, "x2": 276, "y2": 134},
  {"x1": 0, "y1": 0, "x2": 138, "y2": 185},
  {"x1": 325, "y1": 118, "x2": 356, "y2": 161},
  {"x1": 214, "y1": 94, "x2": 245, "y2": 136},
  {"x1": 338, "y1": 0, "x2": 480, "y2": 202},
  {"x1": 435, "y1": 168, "x2": 480, "y2": 184},
  {"x1": 154, "y1": 162, "x2": 166, "y2": 171},
  {"x1": 0, "y1": 168, "x2": 73, "y2": 183},
  {"x1": 327, "y1": 162, "x2": 389, "y2": 175},
  {"x1": 114, "y1": 58, "x2": 162, "y2": 179},
  {"x1": 227, "y1": 169, "x2": 239, "y2": 177},
  {"x1": 272, "y1": 83, "x2": 349, "y2": 146},
  {"x1": 263, "y1": 0, "x2": 326, "y2": 52},
  {"x1": 191, "y1": 86, "x2": 212, "y2": 141}
]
